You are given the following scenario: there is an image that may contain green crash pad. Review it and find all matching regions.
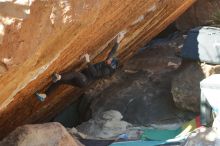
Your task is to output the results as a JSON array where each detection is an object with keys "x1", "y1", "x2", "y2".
[
  {"x1": 140, "y1": 116, "x2": 201, "y2": 141},
  {"x1": 140, "y1": 128, "x2": 182, "y2": 141}
]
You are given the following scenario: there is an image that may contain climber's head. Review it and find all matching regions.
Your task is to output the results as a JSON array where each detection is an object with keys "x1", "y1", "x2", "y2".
[{"x1": 106, "y1": 58, "x2": 119, "y2": 69}]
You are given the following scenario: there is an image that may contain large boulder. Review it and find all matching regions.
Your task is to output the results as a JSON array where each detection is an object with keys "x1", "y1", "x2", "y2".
[
  {"x1": 0, "y1": 0, "x2": 197, "y2": 139},
  {"x1": 76, "y1": 110, "x2": 132, "y2": 139},
  {"x1": 176, "y1": 0, "x2": 220, "y2": 32},
  {"x1": 184, "y1": 127, "x2": 218, "y2": 146},
  {"x1": 171, "y1": 62, "x2": 220, "y2": 112},
  {"x1": 0, "y1": 122, "x2": 83, "y2": 146}
]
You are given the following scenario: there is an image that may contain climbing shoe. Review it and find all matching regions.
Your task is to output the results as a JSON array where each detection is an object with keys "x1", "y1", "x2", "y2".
[
  {"x1": 35, "y1": 92, "x2": 47, "y2": 102},
  {"x1": 52, "y1": 73, "x2": 61, "y2": 83}
]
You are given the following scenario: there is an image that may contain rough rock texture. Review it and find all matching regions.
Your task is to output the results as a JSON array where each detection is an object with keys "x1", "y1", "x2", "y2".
[
  {"x1": 78, "y1": 33, "x2": 195, "y2": 126},
  {"x1": 184, "y1": 127, "x2": 217, "y2": 146},
  {"x1": 176, "y1": 0, "x2": 220, "y2": 32},
  {"x1": 0, "y1": 0, "x2": 34, "y2": 45},
  {"x1": 172, "y1": 62, "x2": 220, "y2": 112},
  {"x1": 76, "y1": 110, "x2": 132, "y2": 139},
  {"x1": 0, "y1": 0, "x2": 196, "y2": 139},
  {"x1": 0, "y1": 122, "x2": 83, "y2": 146},
  {"x1": 67, "y1": 127, "x2": 87, "y2": 139}
]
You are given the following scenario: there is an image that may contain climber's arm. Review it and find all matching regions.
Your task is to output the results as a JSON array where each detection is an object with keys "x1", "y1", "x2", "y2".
[
  {"x1": 106, "y1": 32, "x2": 125, "y2": 60},
  {"x1": 106, "y1": 42, "x2": 119, "y2": 60}
]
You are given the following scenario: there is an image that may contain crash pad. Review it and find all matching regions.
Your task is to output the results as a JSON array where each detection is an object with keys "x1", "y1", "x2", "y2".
[
  {"x1": 140, "y1": 128, "x2": 182, "y2": 141},
  {"x1": 140, "y1": 116, "x2": 201, "y2": 141},
  {"x1": 181, "y1": 26, "x2": 220, "y2": 64},
  {"x1": 110, "y1": 140, "x2": 171, "y2": 146},
  {"x1": 110, "y1": 140, "x2": 183, "y2": 146}
]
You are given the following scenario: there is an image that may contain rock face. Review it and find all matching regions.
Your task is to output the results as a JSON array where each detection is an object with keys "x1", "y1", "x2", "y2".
[
  {"x1": 0, "y1": 0, "x2": 196, "y2": 139},
  {"x1": 0, "y1": 122, "x2": 83, "y2": 146},
  {"x1": 76, "y1": 110, "x2": 132, "y2": 139},
  {"x1": 171, "y1": 62, "x2": 204, "y2": 113},
  {"x1": 176, "y1": 0, "x2": 220, "y2": 32},
  {"x1": 172, "y1": 62, "x2": 220, "y2": 112}
]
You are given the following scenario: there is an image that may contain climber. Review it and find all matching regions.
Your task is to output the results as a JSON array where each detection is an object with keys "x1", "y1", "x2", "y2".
[{"x1": 35, "y1": 33, "x2": 124, "y2": 101}]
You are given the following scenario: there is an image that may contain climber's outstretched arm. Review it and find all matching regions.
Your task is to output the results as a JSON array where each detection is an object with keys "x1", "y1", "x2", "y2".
[
  {"x1": 106, "y1": 42, "x2": 119, "y2": 60},
  {"x1": 106, "y1": 33, "x2": 125, "y2": 60}
]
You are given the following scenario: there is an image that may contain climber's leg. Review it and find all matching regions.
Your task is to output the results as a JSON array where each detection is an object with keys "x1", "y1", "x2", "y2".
[{"x1": 35, "y1": 71, "x2": 88, "y2": 101}]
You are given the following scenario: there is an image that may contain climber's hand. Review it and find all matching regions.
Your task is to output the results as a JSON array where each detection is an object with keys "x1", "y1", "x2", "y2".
[
  {"x1": 84, "y1": 53, "x2": 90, "y2": 63},
  {"x1": 117, "y1": 31, "x2": 126, "y2": 43}
]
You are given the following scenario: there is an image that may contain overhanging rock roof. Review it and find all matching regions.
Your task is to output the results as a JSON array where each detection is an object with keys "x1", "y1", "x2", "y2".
[{"x1": 0, "y1": 0, "x2": 196, "y2": 139}]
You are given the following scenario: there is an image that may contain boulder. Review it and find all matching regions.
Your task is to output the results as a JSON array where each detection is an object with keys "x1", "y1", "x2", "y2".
[
  {"x1": 171, "y1": 61, "x2": 220, "y2": 112},
  {"x1": 176, "y1": 0, "x2": 220, "y2": 32},
  {"x1": 0, "y1": 122, "x2": 83, "y2": 146},
  {"x1": 76, "y1": 110, "x2": 132, "y2": 139},
  {"x1": 0, "y1": 0, "x2": 196, "y2": 139},
  {"x1": 184, "y1": 127, "x2": 217, "y2": 146}
]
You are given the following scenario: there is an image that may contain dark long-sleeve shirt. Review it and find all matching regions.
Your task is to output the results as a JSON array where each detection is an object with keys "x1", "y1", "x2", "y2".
[
  {"x1": 81, "y1": 42, "x2": 119, "y2": 80},
  {"x1": 82, "y1": 62, "x2": 115, "y2": 80},
  {"x1": 106, "y1": 42, "x2": 119, "y2": 60}
]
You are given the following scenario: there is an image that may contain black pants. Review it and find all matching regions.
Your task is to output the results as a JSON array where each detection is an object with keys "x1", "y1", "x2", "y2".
[{"x1": 45, "y1": 71, "x2": 89, "y2": 95}]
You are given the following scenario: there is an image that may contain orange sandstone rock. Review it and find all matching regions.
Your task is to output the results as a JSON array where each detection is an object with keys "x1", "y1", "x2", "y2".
[{"x1": 0, "y1": 0, "x2": 196, "y2": 139}]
